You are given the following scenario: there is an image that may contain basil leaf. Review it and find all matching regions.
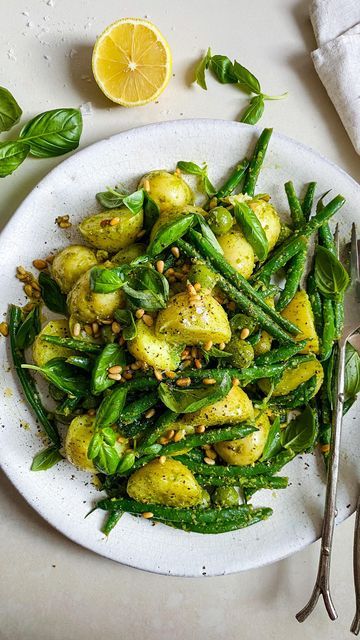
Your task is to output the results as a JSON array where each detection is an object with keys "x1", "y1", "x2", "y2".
[
  {"x1": 0, "y1": 86, "x2": 22, "y2": 132},
  {"x1": 210, "y1": 55, "x2": 238, "y2": 84},
  {"x1": 177, "y1": 161, "x2": 204, "y2": 176},
  {"x1": 19, "y1": 108, "x2": 83, "y2": 158},
  {"x1": 195, "y1": 47, "x2": 212, "y2": 90},
  {"x1": 195, "y1": 214, "x2": 224, "y2": 255},
  {"x1": 114, "y1": 308, "x2": 137, "y2": 340},
  {"x1": 116, "y1": 451, "x2": 135, "y2": 474},
  {"x1": 345, "y1": 342, "x2": 360, "y2": 400},
  {"x1": 158, "y1": 372, "x2": 232, "y2": 413},
  {"x1": 147, "y1": 213, "x2": 195, "y2": 256},
  {"x1": 122, "y1": 189, "x2": 145, "y2": 215},
  {"x1": 89, "y1": 265, "x2": 127, "y2": 294},
  {"x1": 261, "y1": 416, "x2": 282, "y2": 461},
  {"x1": 281, "y1": 406, "x2": 318, "y2": 453},
  {"x1": 91, "y1": 344, "x2": 126, "y2": 395},
  {"x1": 123, "y1": 266, "x2": 169, "y2": 312},
  {"x1": 38, "y1": 271, "x2": 67, "y2": 314},
  {"x1": 240, "y1": 95, "x2": 265, "y2": 125},
  {"x1": 314, "y1": 246, "x2": 349, "y2": 300},
  {"x1": 87, "y1": 432, "x2": 103, "y2": 459},
  {"x1": 234, "y1": 201, "x2": 268, "y2": 261},
  {"x1": 66, "y1": 355, "x2": 93, "y2": 370},
  {"x1": 15, "y1": 305, "x2": 41, "y2": 350},
  {"x1": 233, "y1": 60, "x2": 261, "y2": 94},
  {"x1": 207, "y1": 346, "x2": 232, "y2": 358},
  {"x1": 96, "y1": 442, "x2": 122, "y2": 475},
  {"x1": 22, "y1": 358, "x2": 89, "y2": 396},
  {"x1": 143, "y1": 192, "x2": 159, "y2": 230},
  {"x1": 0, "y1": 141, "x2": 29, "y2": 177},
  {"x1": 95, "y1": 386, "x2": 128, "y2": 430},
  {"x1": 202, "y1": 174, "x2": 216, "y2": 197},
  {"x1": 31, "y1": 445, "x2": 63, "y2": 471},
  {"x1": 96, "y1": 187, "x2": 127, "y2": 209}
]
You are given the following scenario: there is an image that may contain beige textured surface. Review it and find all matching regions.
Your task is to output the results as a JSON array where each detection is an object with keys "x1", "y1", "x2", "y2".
[{"x1": 0, "y1": 1, "x2": 359, "y2": 638}]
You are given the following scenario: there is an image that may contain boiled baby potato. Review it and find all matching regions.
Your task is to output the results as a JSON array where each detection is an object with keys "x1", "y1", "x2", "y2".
[
  {"x1": 67, "y1": 267, "x2": 125, "y2": 323},
  {"x1": 112, "y1": 243, "x2": 146, "y2": 265},
  {"x1": 50, "y1": 244, "x2": 98, "y2": 293},
  {"x1": 248, "y1": 198, "x2": 281, "y2": 252},
  {"x1": 138, "y1": 170, "x2": 193, "y2": 214},
  {"x1": 127, "y1": 457, "x2": 205, "y2": 507},
  {"x1": 32, "y1": 319, "x2": 74, "y2": 367},
  {"x1": 218, "y1": 226, "x2": 255, "y2": 279},
  {"x1": 127, "y1": 320, "x2": 183, "y2": 371},
  {"x1": 155, "y1": 291, "x2": 231, "y2": 346},
  {"x1": 215, "y1": 412, "x2": 270, "y2": 466},
  {"x1": 65, "y1": 415, "x2": 97, "y2": 472},
  {"x1": 258, "y1": 358, "x2": 324, "y2": 396},
  {"x1": 280, "y1": 290, "x2": 319, "y2": 354},
  {"x1": 79, "y1": 207, "x2": 143, "y2": 251},
  {"x1": 176, "y1": 386, "x2": 254, "y2": 429}
]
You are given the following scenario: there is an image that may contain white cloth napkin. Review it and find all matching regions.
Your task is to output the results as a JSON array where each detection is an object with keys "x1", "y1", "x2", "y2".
[{"x1": 310, "y1": 0, "x2": 360, "y2": 155}]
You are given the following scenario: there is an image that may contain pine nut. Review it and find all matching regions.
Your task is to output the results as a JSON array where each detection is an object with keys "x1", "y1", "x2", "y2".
[
  {"x1": 142, "y1": 511, "x2": 154, "y2": 519},
  {"x1": 30, "y1": 280, "x2": 41, "y2": 292},
  {"x1": 156, "y1": 260, "x2": 165, "y2": 274},
  {"x1": 204, "y1": 457, "x2": 216, "y2": 465},
  {"x1": 84, "y1": 324, "x2": 93, "y2": 336},
  {"x1": 194, "y1": 282, "x2": 202, "y2": 292},
  {"x1": 92, "y1": 322, "x2": 99, "y2": 335},
  {"x1": 118, "y1": 335, "x2": 126, "y2": 346},
  {"x1": 194, "y1": 359, "x2": 202, "y2": 369},
  {"x1": 203, "y1": 378, "x2": 216, "y2": 385},
  {"x1": 87, "y1": 408, "x2": 96, "y2": 416},
  {"x1": 72, "y1": 322, "x2": 81, "y2": 337},
  {"x1": 24, "y1": 284, "x2": 33, "y2": 297},
  {"x1": 154, "y1": 369, "x2": 163, "y2": 381},
  {"x1": 171, "y1": 246, "x2": 180, "y2": 258},
  {"x1": 107, "y1": 372, "x2": 122, "y2": 381},
  {"x1": 142, "y1": 314, "x2": 153, "y2": 327},
  {"x1": 32, "y1": 291, "x2": 41, "y2": 299},
  {"x1": 110, "y1": 216, "x2": 120, "y2": 226},
  {"x1": 195, "y1": 425, "x2": 206, "y2": 434},
  {"x1": 166, "y1": 429, "x2": 175, "y2": 440},
  {"x1": 159, "y1": 437, "x2": 169, "y2": 445},
  {"x1": 232, "y1": 377, "x2": 240, "y2": 386},
  {"x1": 159, "y1": 455, "x2": 166, "y2": 464},
  {"x1": 108, "y1": 365, "x2": 122, "y2": 375},
  {"x1": 174, "y1": 429, "x2": 185, "y2": 442},
  {"x1": 203, "y1": 340, "x2": 213, "y2": 351},
  {"x1": 187, "y1": 283, "x2": 197, "y2": 297},
  {"x1": 240, "y1": 328, "x2": 250, "y2": 340},
  {"x1": 176, "y1": 377, "x2": 191, "y2": 388},
  {"x1": 143, "y1": 179, "x2": 151, "y2": 193},
  {"x1": 130, "y1": 361, "x2": 142, "y2": 370},
  {"x1": 135, "y1": 308, "x2": 145, "y2": 319},
  {"x1": 144, "y1": 408, "x2": 156, "y2": 419},
  {"x1": 32, "y1": 259, "x2": 48, "y2": 270},
  {"x1": 206, "y1": 448, "x2": 217, "y2": 460},
  {"x1": 0, "y1": 322, "x2": 9, "y2": 337},
  {"x1": 165, "y1": 370, "x2": 176, "y2": 379},
  {"x1": 111, "y1": 321, "x2": 121, "y2": 334},
  {"x1": 123, "y1": 371, "x2": 133, "y2": 380},
  {"x1": 16, "y1": 266, "x2": 26, "y2": 275}
]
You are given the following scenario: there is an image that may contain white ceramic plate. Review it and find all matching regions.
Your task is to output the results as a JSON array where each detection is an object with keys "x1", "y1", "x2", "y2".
[{"x1": 0, "y1": 120, "x2": 359, "y2": 577}]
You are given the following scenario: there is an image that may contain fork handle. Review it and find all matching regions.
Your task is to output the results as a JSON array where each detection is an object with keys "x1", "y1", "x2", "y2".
[
  {"x1": 351, "y1": 495, "x2": 360, "y2": 635},
  {"x1": 296, "y1": 341, "x2": 346, "y2": 623}
]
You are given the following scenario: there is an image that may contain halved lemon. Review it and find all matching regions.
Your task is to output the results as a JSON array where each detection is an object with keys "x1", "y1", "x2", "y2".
[{"x1": 92, "y1": 18, "x2": 172, "y2": 107}]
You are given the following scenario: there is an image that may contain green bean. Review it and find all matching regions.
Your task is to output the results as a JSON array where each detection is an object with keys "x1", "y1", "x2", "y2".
[
  {"x1": 41, "y1": 334, "x2": 102, "y2": 354},
  {"x1": 97, "y1": 496, "x2": 267, "y2": 527},
  {"x1": 119, "y1": 391, "x2": 159, "y2": 425},
  {"x1": 167, "y1": 508, "x2": 273, "y2": 533},
  {"x1": 196, "y1": 474, "x2": 288, "y2": 490},
  {"x1": 254, "y1": 340, "x2": 307, "y2": 366},
  {"x1": 318, "y1": 223, "x2": 336, "y2": 254},
  {"x1": 185, "y1": 230, "x2": 299, "y2": 336},
  {"x1": 302, "y1": 182, "x2": 317, "y2": 220},
  {"x1": 176, "y1": 449, "x2": 295, "y2": 478},
  {"x1": 284, "y1": 181, "x2": 305, "y2": 229},
  {"x1": 306, "y1": 271, "x2": 323, "y2": 339},
  {"x1": 216, "y1": 158, "x2": 249, "y2": 199},
  {"x1": 251, "y1": 195, "x2": 346, "y2": 284},
  {"x1": 275, "y1": 246, "x2": 307, "y2": 311},
  {"x1": 268, "y1": 375, "x2": 317, "y2": 409},
  {"x1": 243, "y1": 128, "x2": 273, "y2": 196},
  {"x1": 317, "y1": 214, "x2": 344, "y2": 340},
  {"x1": 159, "y1": 424, "x2": 257, "y2": 456},
  {"x1": 176, "y1": 361, "x2": 311, "y2": 386},
  {"x1": 102, "y1": 508, "x2": 123, "y2": 535},
  {"x1": 139, "y1": 409, "x2": 179, "y2": 449},
  {"x1": 122, "y1": 376, "x2": 158, "y2": 393},
  {"x1": 9, "y1": 305, "x2": 60, "y2": 447},
  {"x1": 320, "y1": 298, "x2": 335, "y2": 361}
]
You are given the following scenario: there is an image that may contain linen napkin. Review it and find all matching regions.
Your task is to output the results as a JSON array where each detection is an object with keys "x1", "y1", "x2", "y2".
[{"x1": 309, "y1": 0, "x2": 360, "y2": 155}]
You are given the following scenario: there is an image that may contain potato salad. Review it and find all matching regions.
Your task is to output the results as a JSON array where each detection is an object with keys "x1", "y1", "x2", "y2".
[{"x1": 9, "y1": 128, "x2": 353, "y2": 535}]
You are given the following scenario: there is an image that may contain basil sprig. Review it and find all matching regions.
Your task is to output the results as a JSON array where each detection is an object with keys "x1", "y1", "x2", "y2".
[
  {"x1": 22, "y1": 358, "x2": 89, "y2": 396},
  {"x1": 234, "y1": 201, "x2": 268, "y2": 261},
  {"x1": 123, "y1": 266, "x2": 169, "y2": 312},
  {"x1": 31, "y1": 445, "x2": 63, "y2": 471},
  {"x1": 0, "y1": 86, "x2": 22, "y2": 132},
  {"x1": 195, "y1": 51, "x2": 287, "y2": 125},
  {"x1": 314, "y1": 246, "x2": 349, "y2": 300},
  {"x1": 176, "y1": 160, "x2": 216, "y2": 197},
  {"x1": 281, "y1": 406, "x2": 318, "y2": 453},
  {"x1": 90, "y1": 265, "x2": 128, "y2": 294},
  {"x1": 158, "y1": 372, "x2": 232, "y2": 413},
  {"x1": 96, "y1": 186, "x2": 151, "y2": 218},
  {"x1": 19, "y1": 108, "x2": 82, "y2": 158},
  {"x1": 15, "y1": 305, "x2": 41, "y2": 350}
]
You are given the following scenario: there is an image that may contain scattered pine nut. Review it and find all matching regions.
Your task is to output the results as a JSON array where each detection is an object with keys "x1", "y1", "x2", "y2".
[
  {"x1": 111, "y1": 321, "x2": 121, "y2": 334},
  {"x1": 218, "y1": 342, "x2": 226, "y2": 350},
  {"x1": 191, "y1": 347, "x2": 198, "y2": 359},
  {"x1": 109, "y1": 216, "x2": 120, "y2": 226},
  {"x1": 30, "y1": 280, "x2": 41, "y2": 292},
  {"x1": 143, "y1": 179, "x2": 151, "y2": 193},
  {"x1": 174, "y1": 429, "x2": 186, "y2": 442},
  {"x1": 142, "y1": 314, "x2": 153, "y2": 327},
  {"x1": 123, "y1": 371, "x2": 133, "y2": 380},
  {"x1": 32, "y1": 291, "x2": 41, "y2": 299},
  {"x1": 92, "y1": 322, "x2": 99, "y2": 335},
  {"x1": 194, "y1": 359, "x2": 202, "y2": 369},
  {"x1": 203, "y1": 378, "x2": 216, "y2": 385},
  {"x1": 195, "y1": 425, "x2": 206, "y2": 434},
  {"x1": 240, "y1": 328, "x2": 250, "y2": 340},
  {"x1": 176, "y1": 377, "x2": 191, "y2": 388},
  {"x1": 72, "y1": 322, "x2": 81, "y2": 337},
  {"x1": 117, "y1": 435, "x2": 127, "y2": 443},
  {"x1": 130, "y1": 361, "x2": 142, "y2": 371},
  {"x1": 187, "y1": 283, "x2": 197, "y2": 297},
  {"x1": 118, "y1": 335, "x2": 126, "y2": 346},
  {"x1": 159, "y1": 436, "x2": 169, "y2": 445},
  {"x1": 107, "y1": 372, "x2": 122, "y2": 381},
  {"x1": 194, "y1": 282, "x2": 202, "y2": 292},
  {"x1": 0, "y1": 322, "x2": 9, "y2": 337},
  {"x1": 206, "y1": 448, "x2": 217, "y2": 460},
  {"x1": 232, "y1": 377, "x2": 240, "y2": 386},
  {"x1": 154, "y1": 369, "x2": 163, "y2": 381},
  {"x1": 24, "y1": 284, "x2": 33, "y2": 298},
  {"x1": 144, "y1": 408, "x2": 156, "y2": 419},
  {"x1": 142, "y1": 511, "x2": 154, "y2": 519},
  {"x1": 321, "y1": 444, "x2": 330, "y2": 453},
  {"x1": 166, "y1": 429, "x2": 175, "y2": 440},
  {"x1": 135, "y1": 308, "x2": 145, "y2": 319},
  {"x1": 23, "y1": 302, "x2": 34, "y2": 313},
  {"x1": 16, "y1": 266, "x2": 26, "y2": 276},
  {"x1": 32, "y1": 259, "x2": 48, "y2": 270},
  {"x1": 204, "y1": 456, "x2": 216, "y2": 466},
  {"x1": 165, "y1": 267, "x2": 175, "y2": 277},
  {"x1": 108, "y1": 365, "x2": 122, "y2": 375},
  {"x1": 165, "y1": 370, "x2": 176, "y2": 379},
  {"x1": 87, "y1": 408, "x2": 96, "y2": 416},
  {"x1": 203, "y1": 340, "x2": 213, "y2": 351},
  {"x1": 171, "y1": 246, "x2": 180, "y2": 258},
  {"x1": 84, "y1": 324, "x2": 93, "y2": 336},
  {"x1": 156, "y1": 260, "x2": 165, "y2": 274},
  {"x1": 159, "y1": 455, "x2": 167, "y2": 464}
]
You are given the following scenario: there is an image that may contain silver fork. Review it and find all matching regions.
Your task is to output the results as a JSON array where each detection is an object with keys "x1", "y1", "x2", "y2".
[{"x1": 296, "y1": 223, "x2": 360, "y2": 623}]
